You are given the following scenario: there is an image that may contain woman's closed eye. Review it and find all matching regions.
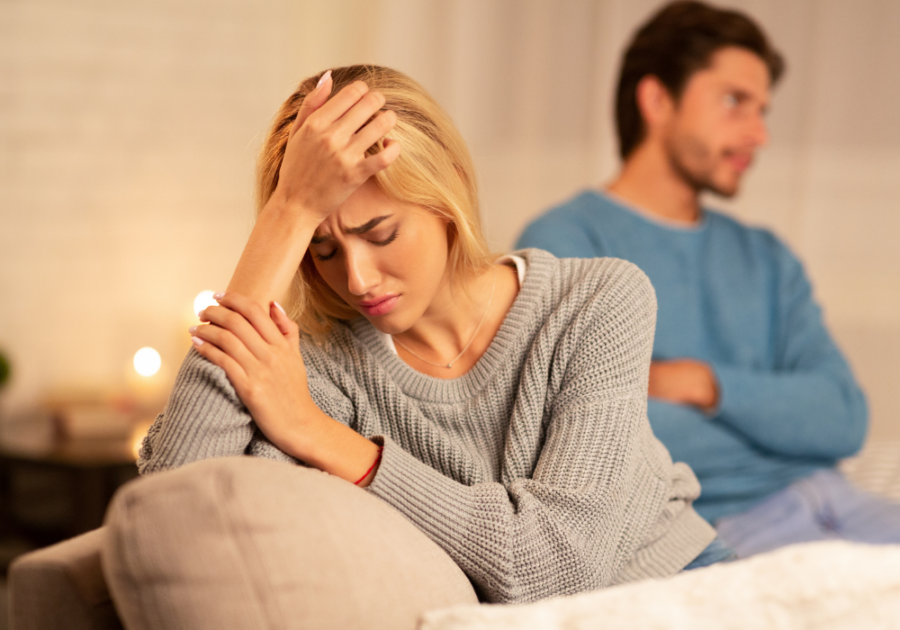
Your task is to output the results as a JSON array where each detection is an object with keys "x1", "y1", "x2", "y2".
[
  {"x1": 311, "y1": 230, "x2": 399, "y2": 261},
  {"x1": 370, "y1": 229, "x2": 399, "y2": 246},
  {"x1": 313, "y1": 248, "x2": 338, "y2": 262}
]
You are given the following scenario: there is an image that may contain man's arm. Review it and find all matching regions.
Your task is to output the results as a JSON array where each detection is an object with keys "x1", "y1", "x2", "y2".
[{"x1": 653, "y1": 241, "x2": 867, "y2": 460}]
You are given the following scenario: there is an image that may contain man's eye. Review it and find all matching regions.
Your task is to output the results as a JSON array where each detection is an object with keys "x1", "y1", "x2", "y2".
[{"x1": 724, "y1": 93, "x2": 739, "y2": 108}]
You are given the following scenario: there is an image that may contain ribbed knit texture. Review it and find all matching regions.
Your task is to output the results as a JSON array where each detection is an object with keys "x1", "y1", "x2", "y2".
[
  {"x1": 517, "y1": 192, "x2": 868, "y2": 522},
  {"x1": 138, "y1": 248, "x2": 715, "y2": 603}
]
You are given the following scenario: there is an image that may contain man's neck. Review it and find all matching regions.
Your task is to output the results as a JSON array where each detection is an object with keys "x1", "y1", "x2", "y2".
[{"x1": 606, "y1": 143, "x2": 701, "y2": 225}]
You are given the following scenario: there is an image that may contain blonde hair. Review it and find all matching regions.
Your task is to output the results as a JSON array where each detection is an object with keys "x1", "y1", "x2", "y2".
[{"x1": 256, "y1": 65, "x2": 493, "y2": 337}]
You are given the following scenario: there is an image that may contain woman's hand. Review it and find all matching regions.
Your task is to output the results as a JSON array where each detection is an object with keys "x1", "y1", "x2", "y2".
[
  {"x1": 269, "y1": 71, "x2": 402, "y2": 224},
  {"x1": 189, "y1": 292, "x2": 382, "y2": 485},
  {"x1": 191, "y1": 292, "x2": 315, "y2": 455},
  {"x1": 225, "y1": 73, "x2": 402, "y2": 308}
]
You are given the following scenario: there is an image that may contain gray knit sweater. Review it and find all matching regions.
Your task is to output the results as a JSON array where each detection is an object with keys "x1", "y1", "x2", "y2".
[{"x1": 139, "y1": 248, "x2": 715, "y2": 603}]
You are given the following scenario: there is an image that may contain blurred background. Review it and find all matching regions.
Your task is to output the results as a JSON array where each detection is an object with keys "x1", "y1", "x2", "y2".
[
  {"x1": 3, "y1": 0, "x2": 898, "y2": 438},
  {"x1": 0, "y1": 0, "x2": 898, "y2": 622},
  {"x1": 0, "y1": 0, "x2": 899, "y2": 591}
]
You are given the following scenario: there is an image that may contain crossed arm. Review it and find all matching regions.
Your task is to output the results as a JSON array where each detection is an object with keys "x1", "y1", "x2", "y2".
[{"x1": 517, "y1": 216, "x2": 867, "y2": 461}]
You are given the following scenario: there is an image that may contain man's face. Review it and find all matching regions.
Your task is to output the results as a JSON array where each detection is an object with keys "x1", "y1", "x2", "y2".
[{"x1": 662, "y1": 46, "x2": 771, "y2": 197}]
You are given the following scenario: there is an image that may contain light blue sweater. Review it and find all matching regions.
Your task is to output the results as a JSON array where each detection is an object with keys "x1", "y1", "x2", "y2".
[{"x1": 516, "y1": 191, "x2": 868, "y2": 523}]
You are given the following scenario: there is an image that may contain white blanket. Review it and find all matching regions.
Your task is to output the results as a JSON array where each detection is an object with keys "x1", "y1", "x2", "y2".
[{"x1": 419, "y1": 541, "x2": 900, "y2": 630}]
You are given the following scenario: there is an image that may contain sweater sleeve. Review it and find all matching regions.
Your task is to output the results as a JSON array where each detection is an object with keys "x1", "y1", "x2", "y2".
[
  {"x1": 366, "y1": 262, "x2": 681, "y2": 603},
  {"x1": 138, "y1": 349, "x2": 257, "y2": 474},
  {"x1": 709, "y1": 240, "x2": 868, "y2": 460},
  {"x1": 138, "y1": 347, "x2": 350, "y2": 474}
]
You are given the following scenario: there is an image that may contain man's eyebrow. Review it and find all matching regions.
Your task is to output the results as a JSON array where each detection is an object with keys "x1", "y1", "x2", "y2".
[{"x1": 310, "y1": 215, "x2": 393, "y2": 244}]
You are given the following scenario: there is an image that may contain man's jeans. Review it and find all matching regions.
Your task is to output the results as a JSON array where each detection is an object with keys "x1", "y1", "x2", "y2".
[{"x1": 715, "y1": 468, "x2": 900, "y2": 558}]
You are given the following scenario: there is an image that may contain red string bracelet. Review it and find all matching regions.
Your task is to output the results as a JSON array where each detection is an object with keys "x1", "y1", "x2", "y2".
[{"x1": 354, "y1": 447, "x2": 383, "y2": 485}]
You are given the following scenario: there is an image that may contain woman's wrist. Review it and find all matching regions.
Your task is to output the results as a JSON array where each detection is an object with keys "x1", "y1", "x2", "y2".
[
  {"x1": 226, "y1": 202, "x2": 319, "y2": 306},
  {"x1": 260, "y1": 192, "x2": 324, "y2": 233},
  {"x1": 286, "y1": 407, "x2": 382, "y2": 485}
]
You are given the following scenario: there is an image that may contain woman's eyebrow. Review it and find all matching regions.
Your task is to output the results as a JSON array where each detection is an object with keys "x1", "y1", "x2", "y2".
[
  {"x1": 344, "y1": 215, "x2": 393, "y2": 235},
  {"x1": 310, "y1": 215, "x2": 394, "y2": 244}
]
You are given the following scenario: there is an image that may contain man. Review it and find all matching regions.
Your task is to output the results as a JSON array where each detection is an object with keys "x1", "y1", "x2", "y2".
[{"x1": 517, "y1": 1, "x2": 900, "y2": 557}]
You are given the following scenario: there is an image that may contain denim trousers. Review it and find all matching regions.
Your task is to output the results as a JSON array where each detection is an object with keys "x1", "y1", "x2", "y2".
[{"x1": 715, "y1": 468, "x2": 900, "y2": 558}]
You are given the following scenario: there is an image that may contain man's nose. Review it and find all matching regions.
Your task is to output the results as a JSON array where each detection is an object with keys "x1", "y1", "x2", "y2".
[{"x1": 751, "y1": 113, "x2": 769, "y2": 147}]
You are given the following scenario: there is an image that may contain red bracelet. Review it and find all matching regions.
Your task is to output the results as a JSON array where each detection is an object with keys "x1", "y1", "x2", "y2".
[{"x1": 354, "y1": 447, "x2": 383, "y2": 485}]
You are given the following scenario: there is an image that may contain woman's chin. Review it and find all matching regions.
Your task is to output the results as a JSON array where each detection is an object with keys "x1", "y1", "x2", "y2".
[{"x1": 363, "y1": 311, "x2": 414, "y2": 336}]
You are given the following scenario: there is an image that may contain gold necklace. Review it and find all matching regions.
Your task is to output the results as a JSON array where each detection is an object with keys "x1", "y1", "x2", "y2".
[{"x1": 392, "y1": 268, "x2": 497, "y2": 369}]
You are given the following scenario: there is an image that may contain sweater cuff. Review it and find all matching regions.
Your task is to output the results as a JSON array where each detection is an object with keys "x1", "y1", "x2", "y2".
[
  {"x1": 365, "y1": 435, "x2": 474, "y2": 536},
  {"x1": 364, "y1": 435, "x2": 509, "y2": 576},
  {"x1": 708, "y1": 362, "x2": 746, "y2": 422}
]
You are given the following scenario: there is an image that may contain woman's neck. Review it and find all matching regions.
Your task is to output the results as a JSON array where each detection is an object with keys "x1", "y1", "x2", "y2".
[{"x1": 392, "y1": 262, "x2": 519, "y2": 379}]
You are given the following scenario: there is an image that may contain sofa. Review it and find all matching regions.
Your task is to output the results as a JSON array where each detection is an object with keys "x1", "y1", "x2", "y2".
[
  {"x1": 9, "y1": 456, "x2": 478, "y2": 630},
  {"x1": 12, "y1": 456, "x2": 900, "y2": 630}
]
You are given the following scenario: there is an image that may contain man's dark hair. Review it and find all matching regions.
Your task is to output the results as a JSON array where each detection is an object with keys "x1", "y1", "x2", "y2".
[{"x1": 615, "y1": 1, "x2": 785, "y2": 159}]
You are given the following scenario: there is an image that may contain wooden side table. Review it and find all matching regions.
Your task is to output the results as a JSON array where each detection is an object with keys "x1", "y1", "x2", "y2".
[{"x1": 0, "y1": 413, "x2": 140, "y2": 549}]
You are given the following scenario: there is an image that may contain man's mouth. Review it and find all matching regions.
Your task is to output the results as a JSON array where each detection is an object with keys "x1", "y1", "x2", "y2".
[{"x1": 724, "y1": 151, "x2": 753, "y2": 173}]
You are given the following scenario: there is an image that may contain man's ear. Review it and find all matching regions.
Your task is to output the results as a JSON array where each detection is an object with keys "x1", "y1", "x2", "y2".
[{"x1": 636, "y1": 75, "x2": 675, "y2": 134}]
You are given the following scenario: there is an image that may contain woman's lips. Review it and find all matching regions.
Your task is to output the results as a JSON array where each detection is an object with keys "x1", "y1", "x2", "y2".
[{"x1": 358, "y1": 295, "x2": 399, "y2": 317}]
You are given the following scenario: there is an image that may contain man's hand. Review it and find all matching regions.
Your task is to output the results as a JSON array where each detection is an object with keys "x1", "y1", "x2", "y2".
[{"x1": 648, "y1": 359, "x2": 720, "y2": 413}]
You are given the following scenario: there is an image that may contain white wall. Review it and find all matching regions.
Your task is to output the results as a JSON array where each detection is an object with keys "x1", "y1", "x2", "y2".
[{"x1": 2, "y1": 0, "x2": 898, "y2": 439}]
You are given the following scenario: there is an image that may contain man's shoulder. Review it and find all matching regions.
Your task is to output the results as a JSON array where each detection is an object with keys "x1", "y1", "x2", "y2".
[
  {"x1": 527, "y1": 190, "x2": 611, "y2": 227},
  {"x1": 516, "y1": 190, "x2": 635, "y2": 257}
]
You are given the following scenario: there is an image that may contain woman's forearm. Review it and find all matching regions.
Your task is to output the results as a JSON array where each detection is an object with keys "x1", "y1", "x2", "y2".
[{"x1": 226, "y1": 196, "x2": 320, "y2": 307}]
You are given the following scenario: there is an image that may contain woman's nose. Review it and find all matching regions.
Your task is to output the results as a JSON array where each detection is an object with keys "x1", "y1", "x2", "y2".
[{"x1": 345, "y1": 249, "x2": 380, "y2": 296}]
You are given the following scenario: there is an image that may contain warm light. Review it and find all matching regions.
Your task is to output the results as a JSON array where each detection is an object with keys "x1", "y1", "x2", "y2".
[
  {"x1": 131, "y1": 420, "x2": 153, "y2": 460},
  {"x1": 133, "y1": 347, "x2": 161, "y2": 377},
  {"x1": 194, "y1": 290, "x2": 218, "y2": 317}
]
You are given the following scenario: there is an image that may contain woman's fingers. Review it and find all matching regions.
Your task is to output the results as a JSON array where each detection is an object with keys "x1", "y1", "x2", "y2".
[
  {"x1": 360, "y1": 137, "x2": 402, "y2": 178},
  {"x1": 270, "y1": 301, "x2": 300, "y2": 347},
  {"x1": 211, "y1": 292, "x2": 286, "y2": 347},
  {"x1": 290, "y1": 71, "x2": 333, "y2": 139},
  {"x1": 306, "y1": 80, "x2": 371, "y2": 131},
  {"x1": 349, "y1": 109, "x2": 398, "y2": 155},
  {"x1": 190, "y1": 335, "x2": 248, "y2": 391},
  {"x1": 199, "y1": 303, "x2": 271, "y2": 360},
  {"x1": 191, "y1": 322, "x2": 257, "y2": 369},
  {"x1": 332, "y1": 90, "x2": 387, "y2": 140}
]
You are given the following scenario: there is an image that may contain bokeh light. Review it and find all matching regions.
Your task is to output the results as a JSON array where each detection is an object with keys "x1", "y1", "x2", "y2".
[
  {"x1": 133, "y1": 347, "x2": 162, "y2": 377},
  {"x1": 193, "y1": 290, "x2": 218, "y2": 317}
]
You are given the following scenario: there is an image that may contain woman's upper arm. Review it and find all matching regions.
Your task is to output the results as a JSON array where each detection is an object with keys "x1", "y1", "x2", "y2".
[
  {"x1": 138, "y1": 349, "x2": 256, "y2": 474},
  {"x1": 550, "y1": 259, "x2": 657, "y2": 414}
]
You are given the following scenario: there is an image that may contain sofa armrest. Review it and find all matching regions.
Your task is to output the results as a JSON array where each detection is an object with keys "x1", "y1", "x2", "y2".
[{"x1": 9, "y1": 528, "x2": 123, "y2": 630}]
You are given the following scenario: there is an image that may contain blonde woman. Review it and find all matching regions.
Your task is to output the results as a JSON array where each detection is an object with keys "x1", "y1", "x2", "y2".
[{"x1": 137, "y1": 65, "x2": 722, "y2": 604}]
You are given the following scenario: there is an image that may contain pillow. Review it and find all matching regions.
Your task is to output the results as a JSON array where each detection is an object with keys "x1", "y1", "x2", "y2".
[{"x1": 102, "y1": 456, "x2": 477, "y2": 630}]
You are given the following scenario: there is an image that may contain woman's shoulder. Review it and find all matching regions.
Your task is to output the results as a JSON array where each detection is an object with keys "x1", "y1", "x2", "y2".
[
  {"x1": 505, "y1": 249, "x2": 658, "y2": 365},
  {"x1": 516, "y1": 248, "x2": 655, "y2": 313}
]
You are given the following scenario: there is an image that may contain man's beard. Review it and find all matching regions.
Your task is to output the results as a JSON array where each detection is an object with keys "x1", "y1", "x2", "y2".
[{"x1": 664, "y1": 132, "x2": 740, "y2": 198}]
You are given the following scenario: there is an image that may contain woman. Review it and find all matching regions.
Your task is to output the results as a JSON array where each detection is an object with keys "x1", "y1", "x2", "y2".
[{"x1": 138, "y1": 65, "x2": 720, "y2": 604}]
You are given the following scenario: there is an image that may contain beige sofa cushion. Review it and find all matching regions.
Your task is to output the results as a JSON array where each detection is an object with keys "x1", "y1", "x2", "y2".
[
  {"x1": 10, "y1": 528, "x2": 123, "y2": 630},
  {"x1": 102, "y1": 456, "x2": 478, "y2": 630}
]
